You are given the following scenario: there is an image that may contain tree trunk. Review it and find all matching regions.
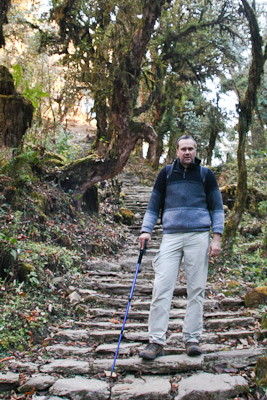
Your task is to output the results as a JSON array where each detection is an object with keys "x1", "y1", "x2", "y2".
[
  {"x1": 56, "y1": 0, "x2": 170, "y2": 206},
  {"x1": 206, "y1": 103, "x2": 222, "y2": 166},
  {"x1": 223, "y1": 0, "x2": 267, "y2": 245},
  {"x1": 0, "y1": 66, "x2": 33, "y2": 150},
  {"x1": 206, "y1": 128, "x2": 218, "y2": 166},
  {"x1": 91, "y1": 90, "x2": 109, "y2": 153},
  {"x1": 0, "y1": 0, "x2": 10, "y2": 48},
  {"x1": 250, "y1": 108, "x2": 266, "y2": 150},
  {"x1": 59, "y1": 122, "x2": 157, "y2": 207}
]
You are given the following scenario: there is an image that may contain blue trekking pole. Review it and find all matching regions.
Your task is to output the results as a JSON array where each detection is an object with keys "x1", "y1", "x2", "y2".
[{"x1": 110, "y1": 240, "x2": 147, "y2": 376}]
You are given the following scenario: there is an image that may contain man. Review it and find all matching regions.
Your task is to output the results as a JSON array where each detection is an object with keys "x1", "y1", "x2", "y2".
[{"x1": 139, "y1": 135, "x2": 224, "y2": 359}]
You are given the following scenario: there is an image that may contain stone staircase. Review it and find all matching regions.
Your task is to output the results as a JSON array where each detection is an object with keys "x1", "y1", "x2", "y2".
[{"x1": 0, "y1": 172, "x2": 266, "y2": 399}]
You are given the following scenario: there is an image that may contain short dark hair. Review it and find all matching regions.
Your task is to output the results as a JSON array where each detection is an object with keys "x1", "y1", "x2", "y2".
[{"x1": 176, "y1": 135, "x2": 197, "y2": 149}]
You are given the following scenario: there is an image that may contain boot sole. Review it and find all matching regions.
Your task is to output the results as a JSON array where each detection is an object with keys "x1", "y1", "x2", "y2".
[
  {"x1": 140, "y1": 351, "x2": 164, "y2": 360},
  {"x1": 187, "y1": 350, "x2": 202, "y2": 357}
]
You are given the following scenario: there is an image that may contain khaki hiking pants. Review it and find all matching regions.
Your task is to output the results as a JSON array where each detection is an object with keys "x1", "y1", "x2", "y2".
[{"x1": 148, "y1": 231, "x2": 210, "y2": 345}]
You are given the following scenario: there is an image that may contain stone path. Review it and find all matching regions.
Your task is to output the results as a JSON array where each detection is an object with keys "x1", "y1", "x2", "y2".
[{"x1": 1, "y1": 172, "x2": 266, "y2": 399}]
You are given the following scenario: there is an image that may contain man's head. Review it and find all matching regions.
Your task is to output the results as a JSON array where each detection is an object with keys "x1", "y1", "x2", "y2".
[{"x1": 176, "y1": 135, "x2": 197, "y2": 168}]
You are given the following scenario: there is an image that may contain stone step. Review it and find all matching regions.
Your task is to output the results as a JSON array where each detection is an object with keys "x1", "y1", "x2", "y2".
[
  {"x1": 68, "y1": 317, "x2": 255, "y2": 337},
  {"x1": 94, "y1": 342, "x2": 231, "y2": 356},
  {"x1": 15, "y1": 348, "x2": 264, "y2": 378},
  {"x1": 81, "y1": 281, "x2": 188, "y2": 297},
  {"x1": 78, "y1": 293, "x2": 244, "y2": 311},
  {"x1": 91, "y1": 348, "x2": 266, "y2": 375},
  {"x1": 74, "y1": 306, "x2": 250, "y2": 323},
  {"x1": 50, "y1": 321, "x2": 257, "y2": 347}
]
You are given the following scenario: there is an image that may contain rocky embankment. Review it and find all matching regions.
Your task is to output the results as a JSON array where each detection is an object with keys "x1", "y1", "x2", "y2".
[{"x1": 0, "y1": 172, "x2": 266, "y2": 399}]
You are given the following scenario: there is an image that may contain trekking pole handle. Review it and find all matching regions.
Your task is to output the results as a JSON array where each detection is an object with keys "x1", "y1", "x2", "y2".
[{"x1": 143, "y1": 239, "x2": 148, "y2": 255}]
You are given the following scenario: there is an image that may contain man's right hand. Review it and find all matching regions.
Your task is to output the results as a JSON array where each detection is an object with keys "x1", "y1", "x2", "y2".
[{"x1": 139, "y1": 232, "x2": 151, "y2": 250}]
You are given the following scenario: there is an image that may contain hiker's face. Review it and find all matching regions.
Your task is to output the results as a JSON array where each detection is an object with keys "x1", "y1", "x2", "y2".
[{"x1": 176, "y1": 139, "x2": 197, "y2": 168}]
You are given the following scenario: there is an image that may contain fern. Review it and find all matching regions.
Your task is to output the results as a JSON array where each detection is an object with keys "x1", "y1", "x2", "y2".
[{"x1": 12, "y1": 64, "x2": 49, "y2": 109}]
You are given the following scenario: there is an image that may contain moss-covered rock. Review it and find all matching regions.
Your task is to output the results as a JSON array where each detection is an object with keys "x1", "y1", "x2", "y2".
[
  {"x1": 244, "y1": 286, "x2": 267, "y2": 307},
  {"x1": 31, "y1": 191, "x2": 49, "y2": 214},
  {"x1": 261, "y1": 313, "x2": 267, "y2": 330},
  {"x1": 119, "y1": 208, "x2": 135, "y2": 225},
  {"x1": 254, "y1": 356, "x2": 267, "y2": 386},
  {"x1": 18, "y1": 262, "x2": 34, "y2": 280}
]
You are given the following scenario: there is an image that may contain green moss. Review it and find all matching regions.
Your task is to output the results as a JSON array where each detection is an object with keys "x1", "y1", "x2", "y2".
[
  {"x1": 244, "y1": 286, "x2": 267, "y2": 307},
  {"x1": 43, "y1": 152, "x2": 67, "y2": 164},
  {"x1": 119, "y1": 208, "x2": 135, "y2": 225},
  {"x1": 227, "y1": 280, "x2": 240, "y2": 288},
  {"x1": 31, "y1": 191, "x2": 49, "y2": 214},
  {"x1": 17, "y1": 241, "x2": 81, "y2": 280},
  {"x1": 261, "y1": 313, "x2": 267, "y2": 330},
  {"x1": 254, "y1": 356, "x2": 267, "y2": 386},
  {"x1": 20, "y1": 262, "x2": 34, "y2": 275}
]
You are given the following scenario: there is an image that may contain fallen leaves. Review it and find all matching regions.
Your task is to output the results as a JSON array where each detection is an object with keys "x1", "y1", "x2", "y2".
[
  {"x1": 0, "y1": 356, "x2": 15, "y2": 363},
  {"x1": 110, "y1": 318, "x2": 120, "y2": 324}
]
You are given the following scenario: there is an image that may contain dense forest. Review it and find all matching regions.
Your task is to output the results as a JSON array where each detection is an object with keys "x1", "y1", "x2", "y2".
[{"x1": 0, "y1": 0, "x2": 267, "y2": 397}]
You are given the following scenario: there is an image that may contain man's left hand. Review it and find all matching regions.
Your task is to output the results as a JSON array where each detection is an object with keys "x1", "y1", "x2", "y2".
[{"x1": 209, "y1": 233, "x2": 222, "y2": 257}]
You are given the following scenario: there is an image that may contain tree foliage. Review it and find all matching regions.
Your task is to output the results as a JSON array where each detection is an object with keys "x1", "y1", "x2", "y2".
[{"x1": 0, "y1": 0, "x2": 266, "y2": 215}]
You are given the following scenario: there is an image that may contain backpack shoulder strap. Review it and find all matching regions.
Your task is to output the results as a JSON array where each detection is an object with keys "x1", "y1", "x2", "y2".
[
  {"x1": 160, "y1": 163, "x2": 174, "y2": 224},
  {"x1": 200, "y1": 166, "x2": 209, "y2": 193},
  {"x1": 166, "y1": 163, "x2": 174, "y2": 182},
  {"x1": 200, "y1": 165, "x2": 209, "y2": 183}
]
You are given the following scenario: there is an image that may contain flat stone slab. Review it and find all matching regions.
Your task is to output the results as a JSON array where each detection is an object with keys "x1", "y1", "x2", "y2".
[
  {"x1": 166, "y1": 330, "x2": 255, "y2": 345},
  {"x1": 18, "y1": 374, "x2": 57, "y2": 392},
  {"x1": 40, "y1": 359, "x2": 89, "y2": 375},
  {"x1": 53, "y1": 329, "x2": 90, "y2": 341},
  {"x1": 95, "y1": 342, "x2": 141, "y2": 355},
  {"x1": 7, "y1": 360, "x2": 39, "y2": 373},
  {"x1": 111, "y1": 375, "x2": 172, "y2": 399},
  {"x1": 49, "y1": 376, "x2": 110, "y2": 399},
  {"x1": 92, "y1": 355, "x2": 204, "y2": 374},
  {"x1": 204, "y1": 348, "x2": 267, "y2": 368},
  {"x1": 124, "y1": 331, "x2": 149, "y2": 341},
  {"x1": 92, "y1": 347, "x2": 266, "y2": 375},
  {"x1": 205, "y1": 316, "x2": 254, "y2": 329},
  {"x1": 85, "y1": 260, "x2": 122, "y2": 272},
  {"x1": 45, "y1": 344, "x2": 92, "y2": 356},
  {"x1": 90, "y1": 329, "x2": 122, "y2": 340},
  {"x1": 175, "y1": 372, "x2": 249, "y2": 400},
  {"x1": 120, "y1": 258, "x2": 153, "y2": 272},
  {"x1": 0, "y1": 372, "x2": 20, "y2": 391},
  {"x1": 77, "y1": 321, "x2": 147, "y2": 330}
]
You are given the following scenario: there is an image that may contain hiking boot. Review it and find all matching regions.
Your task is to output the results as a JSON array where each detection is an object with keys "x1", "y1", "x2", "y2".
[
  {"x1": 185, "y1": 342, "x2": 202, "y2": 357},
  {"x1": 140, "y1": 343, "x2": 164, "y2": 360}
]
